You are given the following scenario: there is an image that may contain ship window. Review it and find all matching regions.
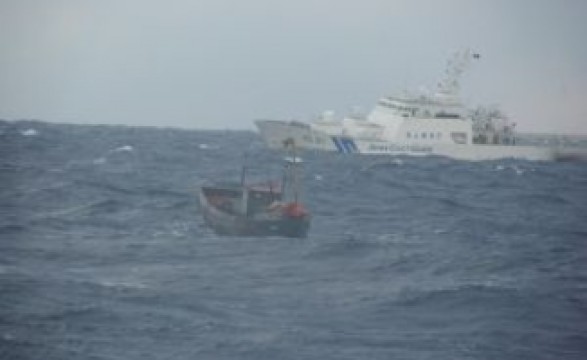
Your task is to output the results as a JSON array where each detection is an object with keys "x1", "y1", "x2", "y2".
[
  {"x1": 429, "y1": 132, "x2": 434, "y2": 139},
  {"x1": 435, "y1": 112, "x2": 460, "y2": 119},
  {"x1": 451, "y1": 132, "x2": 468, "y2": 144},
  {"x1": 407, "y1": 132, "x2": 411, "y2": 138},
  {"x1": 421, "y1": 132, "x2": 427, "y2": 139}
]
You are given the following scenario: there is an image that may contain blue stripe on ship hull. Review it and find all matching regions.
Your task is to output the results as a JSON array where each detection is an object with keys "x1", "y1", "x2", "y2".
[
  {"x1": 331, "y1": 137, "x2": 357, "y2": 154},
  {"x1": 332, "y1": 137, "x2": 345, "y2": 153},
  {"x1": 341, "y1": 138, "x2": 358, "y2": 153}
]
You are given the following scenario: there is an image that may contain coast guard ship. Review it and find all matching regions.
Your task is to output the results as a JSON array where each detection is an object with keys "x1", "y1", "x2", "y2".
[{"x1": 255, "y1": 50, "x2": 583, "y2": 161}]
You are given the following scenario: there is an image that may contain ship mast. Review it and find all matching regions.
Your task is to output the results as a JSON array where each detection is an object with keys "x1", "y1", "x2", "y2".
[{"x1": 435, "y1": 49, "x2": 480, "y2": 101}]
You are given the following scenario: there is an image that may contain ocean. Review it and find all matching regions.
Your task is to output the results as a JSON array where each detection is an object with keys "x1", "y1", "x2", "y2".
[{"x1": 1, "y1": 119, "x2": 586, "y2": 360}]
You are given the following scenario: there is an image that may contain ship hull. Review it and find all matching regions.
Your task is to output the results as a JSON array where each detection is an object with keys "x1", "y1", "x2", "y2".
[
  {"x1": 336, "y1": 137, "x2": 558, "y2": 161},
  {"x1": 254, "y1": 119, "x2": 337, "y2": 151},
  {"x1": 254, "y1": 120, "x2": 587, "y2": 162}
]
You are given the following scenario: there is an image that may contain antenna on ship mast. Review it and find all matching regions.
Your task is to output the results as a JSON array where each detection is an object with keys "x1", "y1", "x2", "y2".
[{"x1": 436, "y1": 48, "x2": 480, "y2": 98}]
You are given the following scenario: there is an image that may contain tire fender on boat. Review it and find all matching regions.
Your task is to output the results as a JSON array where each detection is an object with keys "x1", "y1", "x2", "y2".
[{"x1": 283, "y1": 203, "x2": 307, "y2": 218}]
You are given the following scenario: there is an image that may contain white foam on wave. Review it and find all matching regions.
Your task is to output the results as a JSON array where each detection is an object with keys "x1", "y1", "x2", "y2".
[
  {"x1": 511, "y1": 165, "x2": 524, "y2": 175},
  {"x1": 153, "y1": 229, "x2": 186, "y2": 238},
  {"x1": 493, "y1": 164, "x2": 527, "y2": 175},
  {"x1": 98, "y1": 279, "x2": 147, "y2": 289},
  {"x1": 152, "y1": 221, "x2": 191, "y2": 239},
  {"x1": 21, "y1": 128, "x2": 38, "y2": 136},
  {"x1": 392, "y1": 158, "x2": 404, "y2": 166},
  {"x1": 93, "y1": 157, "x2": 107, "y2": 165},
  {"x1": 112, "y1": 145, "x2": 134, "y2": 153},
  {"x1": 92, "y1": 145, "x2": 134, "y2": 165},
  {"x1": 198, "y1": 143, "x2": 220, "y2": 150}
]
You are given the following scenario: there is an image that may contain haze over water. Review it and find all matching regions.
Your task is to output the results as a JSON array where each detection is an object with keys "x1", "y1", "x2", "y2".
[{"x1": 1, "y1": 1, "x2": 586, "y2": 134}]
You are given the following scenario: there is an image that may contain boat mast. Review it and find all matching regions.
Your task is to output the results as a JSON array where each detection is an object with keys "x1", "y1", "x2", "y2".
[
  {"x1": 282, "y1": 137, "x2": 300, "y2": 203},
  {"x1": 292, "y1": 142, "x2": 299, "y2": 204},
  {"x1": 240, "y1": 156, "x2": 247, "y2": 187},
  {"x1": 240, "y1": 154, "x2": 248, "y2": 215}
]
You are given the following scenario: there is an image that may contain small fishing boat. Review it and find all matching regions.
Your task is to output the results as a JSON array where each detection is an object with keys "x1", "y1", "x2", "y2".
[{"x1": 199, "y1": 145, "x2": 311, "y2": 238}]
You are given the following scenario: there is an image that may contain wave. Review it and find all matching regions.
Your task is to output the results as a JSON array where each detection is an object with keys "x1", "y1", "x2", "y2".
[
  {"x1": 40, "y1": 303, "x2": 103, "y2": 322},
  {"x1": 111, "y1": 145, "x2": 134, "y2": 153},
  {"x1": 0, "y1": 224, "x2": 28, "y2": 234},
  {"x1": 73, "y1": 178, "x2": 137, "y2": 195},
  {"x1": 389, "y1": 283, "x2": 521, "y2": 308},
  {"x1": 512, "y1": 192, "x2": 571, "y2": 206},
  {"x1": 96, "y1": 279, "x2": 148, "y2": 290},
  {"x1": 303, "y1": 233, "x2": 394, "y2": 260},
  {"x1": 20, "y1": 128, "x2": 38, "y2": 136},
  {"x1": 3, "y1": 120, "x2": 586, "y2": 359}
]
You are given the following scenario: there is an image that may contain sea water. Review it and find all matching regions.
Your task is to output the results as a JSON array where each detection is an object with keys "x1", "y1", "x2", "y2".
[{"x1": 1, "y1": 120, "x2": 586, "y2": 359}]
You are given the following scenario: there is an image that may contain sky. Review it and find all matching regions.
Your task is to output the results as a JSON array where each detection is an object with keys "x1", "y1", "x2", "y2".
[{"x1": 1, "y1": 0, "x2": 586, "y2": 134}]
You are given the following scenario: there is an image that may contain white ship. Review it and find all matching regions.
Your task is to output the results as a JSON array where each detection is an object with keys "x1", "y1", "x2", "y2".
[
  {"x1": 255, "y1": 109, "x2": 381, "y2": 152},
  {"x1": 255, "y1": 50, "x2": 585, "y2": 161}
]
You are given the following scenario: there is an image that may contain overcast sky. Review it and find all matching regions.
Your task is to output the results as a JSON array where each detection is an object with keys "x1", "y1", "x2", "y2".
[{"x1": 1, "y1": 0, "x2": 586, "y2": 134}]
